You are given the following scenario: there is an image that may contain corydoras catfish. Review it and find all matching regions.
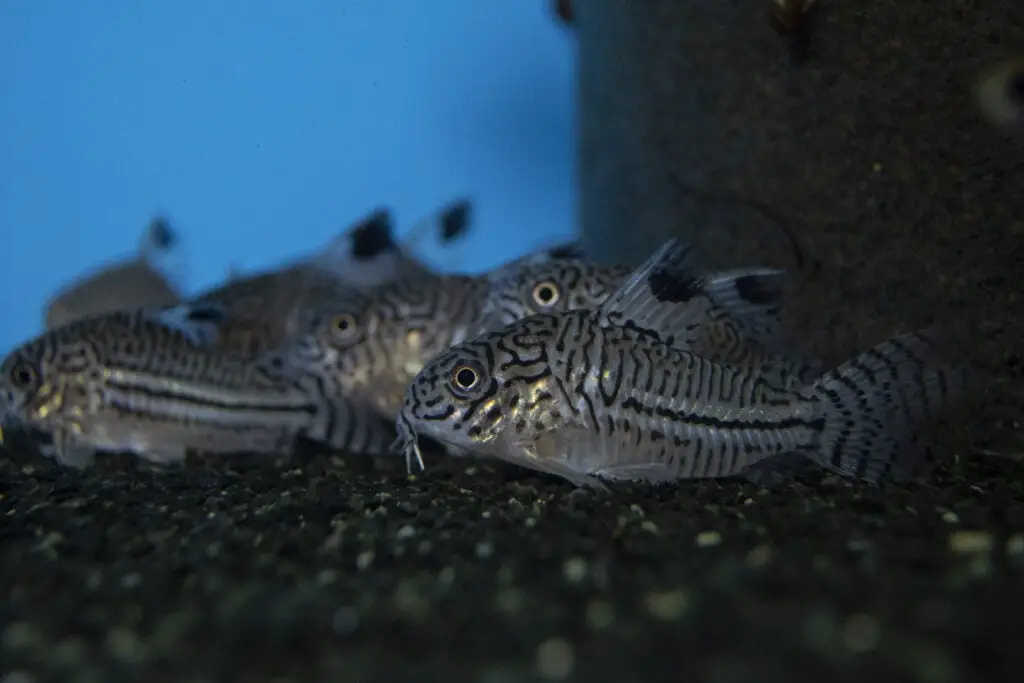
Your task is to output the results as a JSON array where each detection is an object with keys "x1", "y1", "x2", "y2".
[
  {"x1": 44, "y1": 216, "x2": 183, "y2": 329},
  {"x1": 188, "y1": 198, "x2": 473, "y2": 356},
  {"x1": 0, "y1": 305, "x2": 392, "y2": 468},
  {"x1": 477, "y1": 250, "x2": 814, "y2": 378},
  {"x1": 284, "y1": 239, "x2": 596, "y2": 424},
  {"x1": 395, "y1": 239, "x2": 975, "y2": 490}
]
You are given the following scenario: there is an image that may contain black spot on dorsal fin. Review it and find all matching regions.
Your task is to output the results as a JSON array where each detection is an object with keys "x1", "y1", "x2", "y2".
[
  {"x1": 349, "y1": 209, "x2": 396, "y2": 260},
  {"x1": 734, "y1": 272, "x2": 784, "y2": 306},
  {"x1": 148, "y1": 216, "x2": 176, "y2": 251},
  {"x1": 547, "y1": 242, "x2": 585, "y2": 260},
  {"x1": 186, "y1": 304, "x2": 226, "y2": 323},
  {"x1": 440, "y1": 199, "x2": 472, "y2": 242},
  {"x1": 647, "y1": 266, "x2": 705, "y2": 304}
]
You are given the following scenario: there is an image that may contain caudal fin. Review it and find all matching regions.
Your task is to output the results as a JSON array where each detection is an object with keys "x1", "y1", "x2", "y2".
[{"x1": 803, "y1": 329, "x2": 974, "y2": 482}]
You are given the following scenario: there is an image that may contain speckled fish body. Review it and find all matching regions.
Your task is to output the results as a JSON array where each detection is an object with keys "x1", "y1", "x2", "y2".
[
  {"x1": 44, "y1": 217, "x2": 183, "y2": 330},
  {"x1": 288, "y1": 239, "x2": 589, "y2": 424},
  {"x1": 190, "y1": 201, "x2": 474, "y2": 356},
  {"x1": 0, "y1": 307, "x2": 393, "y2": 469},
  {"x1": 479, "y1": 250, "x2": 821, "y2": 388},
  {"x1": 395, "y1": 239, "x2": 973, "y2": 489},
  {"x1": 295, "y1": 270, "x2": 492, "y2": 423}
]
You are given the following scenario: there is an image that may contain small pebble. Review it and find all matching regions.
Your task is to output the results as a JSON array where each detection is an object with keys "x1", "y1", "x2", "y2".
[
  {"x1": 494, "y1": 588, "x2": 523, "y2": 615},
  {"x1": 356, "y1": 550, "x2": 375, "y2": 570},
  {"x1": 331, "y1": 607, "x2": 360, "y2": 635},
  {"x1": 941, "y1": 510, "x2": 960, "y2": 524},
  {"x1": 535, "y1": 638, "x2": 575, "y2": 680},
  {"x1": 695, "y1": 531, "x2": 722, "y2": 547},
  {"x1": 585, "y1": 600, "x2": 615, "y2": 630},
  {"x1": 438, "y1": 566, "x2": 456, "y2": 586},
  {"x1": 948, "y1": 531, "x2": 994, "y2": 554},
  {"x1": 395, "y1": 524, "x2": 416, "y2": 540},
  {"x1": 644, "y1": 589, "x2": 690, "y2": 621},
  {"x1": 562, "y1": 556, "x2": 588, "y2": 584},
  {"x1": 746, "y1": 544, "x2": 772, "y2": 567},
  {"x1": 104, "y1": 627, "x2": 144, "y2": 664},
  {"x1": 475, "y1": 541, "x2": 494, "y2": 559},
  {"x1": 843, "y1": 613, "x2": 881, "y2": 653},
  {"x1": 1, "y1": 672, "x2": 35, "y2": 683}
]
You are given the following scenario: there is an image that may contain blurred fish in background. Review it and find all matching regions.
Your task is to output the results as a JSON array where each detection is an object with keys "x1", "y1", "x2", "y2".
[
  {"x1": 43, "y1": 216, "x2": 184, "y2": 330},
  {"x1": 975, "y1": 57, "x2": 1024, "y2": 134},
  {"x1": 188, "y1": 197, "x2": 475, "y2": 356}
]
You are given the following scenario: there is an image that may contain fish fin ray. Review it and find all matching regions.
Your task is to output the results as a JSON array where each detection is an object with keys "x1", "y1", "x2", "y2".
[
  {"x1": 595, "y1": 238, "x2": 718, "y2": 346},
  {"x1": 803, "y1": 329, "x2": 977, "y2": 482},
  {"x1": 705, "y1": 267, "x2": 788, "y2": 350}
]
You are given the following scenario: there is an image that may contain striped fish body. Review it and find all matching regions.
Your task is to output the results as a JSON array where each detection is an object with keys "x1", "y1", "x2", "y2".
[
  {"x1": 400, "y1": 311, "x2": 967, "y2": 489},
  {"x1": 479, "y1": 256, "x2": 821, "y2": 387},
  {"x1": 301, "y1": 271, "x2": 491, "y2": 422},
  {"x1": 0, "y1": 309, "x2": 390, "y2": 468},
  {"x1": 397, "y1": 238, "x2": 973, "y2": 489},
  {"x1": 189, "y1": 200, "x2": 474, "y2": 356}
]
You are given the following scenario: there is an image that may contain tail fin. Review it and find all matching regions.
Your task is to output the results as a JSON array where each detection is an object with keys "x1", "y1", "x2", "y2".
[{"x1": 801, "y1": 330, "x2": 975, "y2": 482}]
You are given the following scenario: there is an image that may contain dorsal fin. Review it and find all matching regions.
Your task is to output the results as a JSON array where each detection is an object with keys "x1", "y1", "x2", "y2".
[
  {"x1": 400, "y1": 197, "x2": 474, "y2": 272},
  {"x1": 595, "y1": 238, "x2": 712, "y2": 341},
  {"x1": 544, "y1": 240, "x2": 586, "y2": 261},
  {"x1": 146, "y1": 302, "x2": 227, "y2": 347},
  {"x1": 309, "y1": 207, "x2": 407, "y2": 285},
  {"x1": 704, "y1": 267, "x2": 788, "y2": 350},
  {"x1": 138, "y1": 215, "x2": 177, "y2": 262},
  {"x1": 439, "y1": 199, "x2": 472, "y2": 243}
]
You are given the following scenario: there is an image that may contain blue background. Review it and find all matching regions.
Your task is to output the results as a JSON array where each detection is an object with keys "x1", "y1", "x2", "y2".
[{"x1": 0, "y1": 1, "x2": 576, "y2": 353}]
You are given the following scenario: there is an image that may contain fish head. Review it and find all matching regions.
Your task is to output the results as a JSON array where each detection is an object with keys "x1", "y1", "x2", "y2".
[
  {"x1": 0, "y1": 329, "x2": 92, "y2": 434},
  {"x1": 301, "y1": 288, "x2": 413, "y2": 416},
  {"x1": 398, "y1": 315, "x2": 562, "y2": 457},
  {"x1": 481, "y1": 259, "x2": 629, "y2": 333},
  {"x1": 397, "y1": 336, "x2": 509, "y2": 456}
]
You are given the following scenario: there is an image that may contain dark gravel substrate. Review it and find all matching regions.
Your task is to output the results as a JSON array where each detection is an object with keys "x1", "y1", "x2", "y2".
[{"x1": 1, "y1": 446, "x2": 1023, "y2": 683}]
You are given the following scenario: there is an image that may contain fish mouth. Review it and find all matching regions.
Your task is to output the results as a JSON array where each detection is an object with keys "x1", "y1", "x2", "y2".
[{"x1": 392, "y1": 410, "x2": 425, "y2": 474}]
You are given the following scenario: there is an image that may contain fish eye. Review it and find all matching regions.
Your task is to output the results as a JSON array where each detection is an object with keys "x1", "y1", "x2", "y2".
[
  {"x1": 531, "y1": 280, "x2": 561, "y2": 308},
  {"x1": 330, "y1": 313, "x2": 359, "y2": 341},
  {"x1": 450, "y1": 363, "x2": 481, "y2": 394},
  {"x1": 8, "y1": 360, "x2": 38, "y2": 389}
]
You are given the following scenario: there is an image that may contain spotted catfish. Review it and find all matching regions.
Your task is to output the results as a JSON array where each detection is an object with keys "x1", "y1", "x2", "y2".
[
  {"x1": 395, "y1": 238, "x2": 974, "y2": 489},
  {"x1": 293, "y1": 271, "x2": 492, "y2": 423},
  {"x1": 478, "y1": 247, "x2": 822, "y2": 388},
  {"x1": 0, "y1": 305, "x2": 393, "y2": 469},
  {"x1": 285, "y1": 238, "x2": 590, "y2": 425},
  {"x1": 481, "y1": 253, "x2": 787, "y2": 353},
  {"x1": 44, "y1": 216, "x2": 184, "y2": 330},
  {"x1": 189, "y1": 198, "x2": 474, "y2": 356}
]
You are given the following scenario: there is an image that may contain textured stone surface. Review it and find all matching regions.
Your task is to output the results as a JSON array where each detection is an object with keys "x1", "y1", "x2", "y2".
[
  {"x1": 576, "y1": 1, "x2": 1024, "y2": 452},
  {"x1": 1, "y1": 447, "x2": 1023, "y2": 682}
]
